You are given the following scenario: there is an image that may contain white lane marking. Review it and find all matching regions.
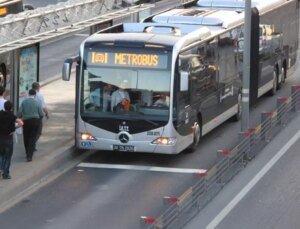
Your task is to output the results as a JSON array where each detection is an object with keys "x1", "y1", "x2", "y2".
[
  {"x1": 206, "y1": 129, "x2": 300, "y2": 229},
  {"x1": 78, "y1": 162, "x2": 206, "y2": 174}
]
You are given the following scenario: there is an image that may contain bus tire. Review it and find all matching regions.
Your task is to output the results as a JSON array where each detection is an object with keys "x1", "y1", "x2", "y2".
[
  {"x1": 277, "y1": 67, "x2": 284, "y2": 90},
  {"x1": 268, "y1": 69, "x2": 277, "y2": 96},
  {"x1": 0, "y1": 64, "x2": 7, "y2": 88},
  {"x1": 186, "y1": 120, "x2": 201, "y2": 153},
  {"x1": 231, "y1": 91, "x2": 242, "y2": 121}
]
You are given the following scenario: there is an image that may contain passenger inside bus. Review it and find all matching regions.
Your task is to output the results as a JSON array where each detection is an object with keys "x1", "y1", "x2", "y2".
[
  {"x1": 140, "y1": 90, "x2": 153, "y2": 106},
  {"x1": 103, "y1": 84, "x2": 113, "y2": 112},
  {"x1": 89, "y1": 87, "x2": 101, "y2": 111},
  {"x1": 111, "y1": 81, "x2": 131, "y2": 112},
  {"x1": 153, "y1": 93, "x2": 170, "y2": 107}
]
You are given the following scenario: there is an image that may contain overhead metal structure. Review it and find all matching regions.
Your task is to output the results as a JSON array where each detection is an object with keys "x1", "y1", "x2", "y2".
[
  {"x1": 0, "y1": 0, "x2": 113, "y2": 43},
  {"x1": 0, "y1": 0, "x2": 154, "y2": 54}
]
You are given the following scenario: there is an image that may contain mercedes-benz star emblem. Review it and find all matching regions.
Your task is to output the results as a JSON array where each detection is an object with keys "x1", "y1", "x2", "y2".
[{"x1": 119, "y1": 133, "x2": 129, "y2": 143}]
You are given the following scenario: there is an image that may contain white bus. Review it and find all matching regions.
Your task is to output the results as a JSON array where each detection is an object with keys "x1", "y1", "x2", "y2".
[{"x1": 62, "y1": 0, "x2": 299, "y2": 154}]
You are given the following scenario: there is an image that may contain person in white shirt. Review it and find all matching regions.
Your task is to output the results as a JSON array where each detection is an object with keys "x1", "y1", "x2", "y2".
[
  {"x1": 153, "y1": 93, "x2": 170, "y2": 107},
  {"x1": 103, "y1": 84, "x2": 113, "y2": 112},
  {"x1": 0, "y1": 86, "x2": 7, "y2": 111},
  {"x1": 89, "y1": 88, "x2": 101, "y2": 110},
  {"x1": 111, "y1": 81, "x2": 130, "y2": 112}
]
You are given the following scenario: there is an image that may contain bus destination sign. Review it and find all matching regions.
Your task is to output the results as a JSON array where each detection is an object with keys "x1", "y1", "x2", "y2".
[{"x1": 88, "y1": 51, "x2": 168, "y2": 69}]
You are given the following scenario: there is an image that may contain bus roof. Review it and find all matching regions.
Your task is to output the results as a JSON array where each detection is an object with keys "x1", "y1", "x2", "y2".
[
  {"x1": 84, "y1": 0, "x2": 290, "y2": 51},
  {"x1": 196, "y1": 0, "x2": 289, "y2": 13},
  {"x1": 85, "y1": 22, "x2": 212, "y2": 51},
  {"x1": 85, "y1": 32, "x2": 181, "y2": 49},
  {"x1": 152, "y1": 8, "x2": 243, "y2": 29}
]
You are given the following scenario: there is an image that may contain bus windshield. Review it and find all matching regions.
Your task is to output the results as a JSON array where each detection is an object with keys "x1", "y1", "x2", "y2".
[{"x1": 81, "y1": 46, "x2": 172, "y2": 124}]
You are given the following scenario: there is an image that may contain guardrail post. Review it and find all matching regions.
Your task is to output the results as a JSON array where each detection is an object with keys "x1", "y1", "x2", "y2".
[
  {"x1": 140, "y1": 216, "x2": 156, "y2": 229},
  {"x1": 238, "y1": 131, "x2": 250, "y2": 163},
  {"x1": 162, "y1": 196, "x2": 179, "y2": 227},
  {"x1": 277, "y1": 97, "x2": 288, "y2": 126},
  {"x1": 260, "y1": 112, "x2": 272, "y2": 142},
  {"x1": 216, "y1": 150, "x2": 231, "y2": 185},
  {"x1": 192, "y1": 172, "x2": 207, "y2": 210},
  {"x1": 291, "y1": 85, "x2": 300, "y2": 112},
  {"x1": 248, "y1": 127, "x2": 257, "y2": 159}
]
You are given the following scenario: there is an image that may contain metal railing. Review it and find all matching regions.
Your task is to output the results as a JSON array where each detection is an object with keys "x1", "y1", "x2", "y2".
[
  {"x1": 0, "y1": 0, "x2": 194, "y2": 54},
  {"x1": 140, "y1": 85, "x2": 300, "y2": 229},
  {"x1": 0, "y1": 3, "x2": 154, "y2": 54},
  {"x1": 0, "y1": 0, "x2": 114, "y2": 43}
]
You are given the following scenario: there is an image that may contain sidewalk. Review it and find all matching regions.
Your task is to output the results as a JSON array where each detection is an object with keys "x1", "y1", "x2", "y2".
[{"x1": 0, "y1": 75, "x2": 88, "y2": 213}]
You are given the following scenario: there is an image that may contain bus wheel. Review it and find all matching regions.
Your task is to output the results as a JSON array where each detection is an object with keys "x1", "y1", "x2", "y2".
[
  {"x1": 186, "y1": 121, "x2": 201, "y2": 153},
  {"x1": 269, "y1": 70, "x2": 277, "y2": 96},
  {"x1": 277, "y1": 67, "x2": 284, "y2": 90},
  {"x1": 0, "y1": 73, "x2": 3, "y2": 87},
  {"x1": 231, "y1": 91, "x2": 242, "y2": 121},
  {"x1": 0, "y1": 64, "x2": 6, "y2": 87}
]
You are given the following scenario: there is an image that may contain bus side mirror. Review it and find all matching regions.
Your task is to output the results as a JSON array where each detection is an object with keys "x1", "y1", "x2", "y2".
[
  {"x1": 180, "y1": 71, "x2": 189, "y2": 91},
  {"x1": 62, "y1": 56, "x2": 79, "y2": 81}
]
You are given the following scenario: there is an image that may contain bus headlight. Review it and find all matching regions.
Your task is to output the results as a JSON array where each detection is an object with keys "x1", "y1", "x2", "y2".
[
  {"x1": 152, "y1": 137, "x2": 177, "y2": 145},
  {"x1": 80, "y1": 132, "x2": 96, "y2": 141}
]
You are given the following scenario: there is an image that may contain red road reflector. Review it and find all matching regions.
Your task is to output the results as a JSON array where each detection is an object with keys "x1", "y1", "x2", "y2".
[
  {"x1": 195, "y1": 171, "x2": 207, "y2": 177},
  {"x1": 263, "y1": 112, "x2": 273, "y2": 117},
  {"x1": 248, "y1": 127, "x2": 256, "y2": 132},
  {"x1": 166, "y1": 197, "x2": 178, "y2": 203},
  {"x1": 241, "y1": 132, "x2": 250, "y2": 137},
  {"x1": 292, "y1": 85, "x2": 300, "y2": 89},
  {"x1": 218, "y1": 150, "x2": 231, "y2": 156},
  {"x1": 141, "y1": 216, "x2": 156, "y2": 224},
  {"x1": 278, "y1": 97, "x2": 288, "y2": 103}
]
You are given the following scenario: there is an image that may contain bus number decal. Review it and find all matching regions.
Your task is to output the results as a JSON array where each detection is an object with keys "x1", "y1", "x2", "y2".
[{"x1": 147, "y1": 131, "x2": 160, "y2": 136}]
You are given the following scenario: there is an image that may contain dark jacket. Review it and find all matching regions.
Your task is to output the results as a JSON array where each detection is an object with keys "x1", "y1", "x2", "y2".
[{"x1": 0, "y1": 110, "x2": 16, "y2": 140}]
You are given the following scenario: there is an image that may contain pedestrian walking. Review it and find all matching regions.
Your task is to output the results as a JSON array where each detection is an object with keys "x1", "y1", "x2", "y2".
[
  {"x1": 32, "y1": 82, "x2": 49, "y2": 149},
  {"x1": 0, "y1": 101, "x2": 23, "y2": 179},
  {"x1": 0, "y1": 86, "x2": 7, "y2": 111},
  {"x1": 18, "y1": 89, "x2": 44, "y2": 162}
]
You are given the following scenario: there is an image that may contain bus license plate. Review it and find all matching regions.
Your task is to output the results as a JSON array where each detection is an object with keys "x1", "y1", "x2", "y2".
[{"x1": 113, "y1": 145, "x2": 135, "y2": 152}]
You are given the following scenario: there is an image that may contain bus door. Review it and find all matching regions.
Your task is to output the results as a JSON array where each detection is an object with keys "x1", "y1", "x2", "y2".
[
  {"x1": 257, "y1": 24, "x2": 275, "y2": 96},
  {"x1": 175, "y1": 56, "x2": 193, "y2": 137},
  {"x1": 175, "y1": 70, "x2": 193, "y2": 136}
]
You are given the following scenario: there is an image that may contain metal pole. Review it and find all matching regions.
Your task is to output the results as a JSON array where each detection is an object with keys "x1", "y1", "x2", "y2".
[
  {"x1": 12, "y1": 50, "x2": 19, "y2": 113},
  {"x1": 241, "y1": 0, "x2": 251, "y2": 132}
]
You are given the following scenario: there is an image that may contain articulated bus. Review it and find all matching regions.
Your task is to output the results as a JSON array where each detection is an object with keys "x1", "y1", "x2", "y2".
[{"x1": 62, "y1": 0, "x2": 299, "y2": 154}]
